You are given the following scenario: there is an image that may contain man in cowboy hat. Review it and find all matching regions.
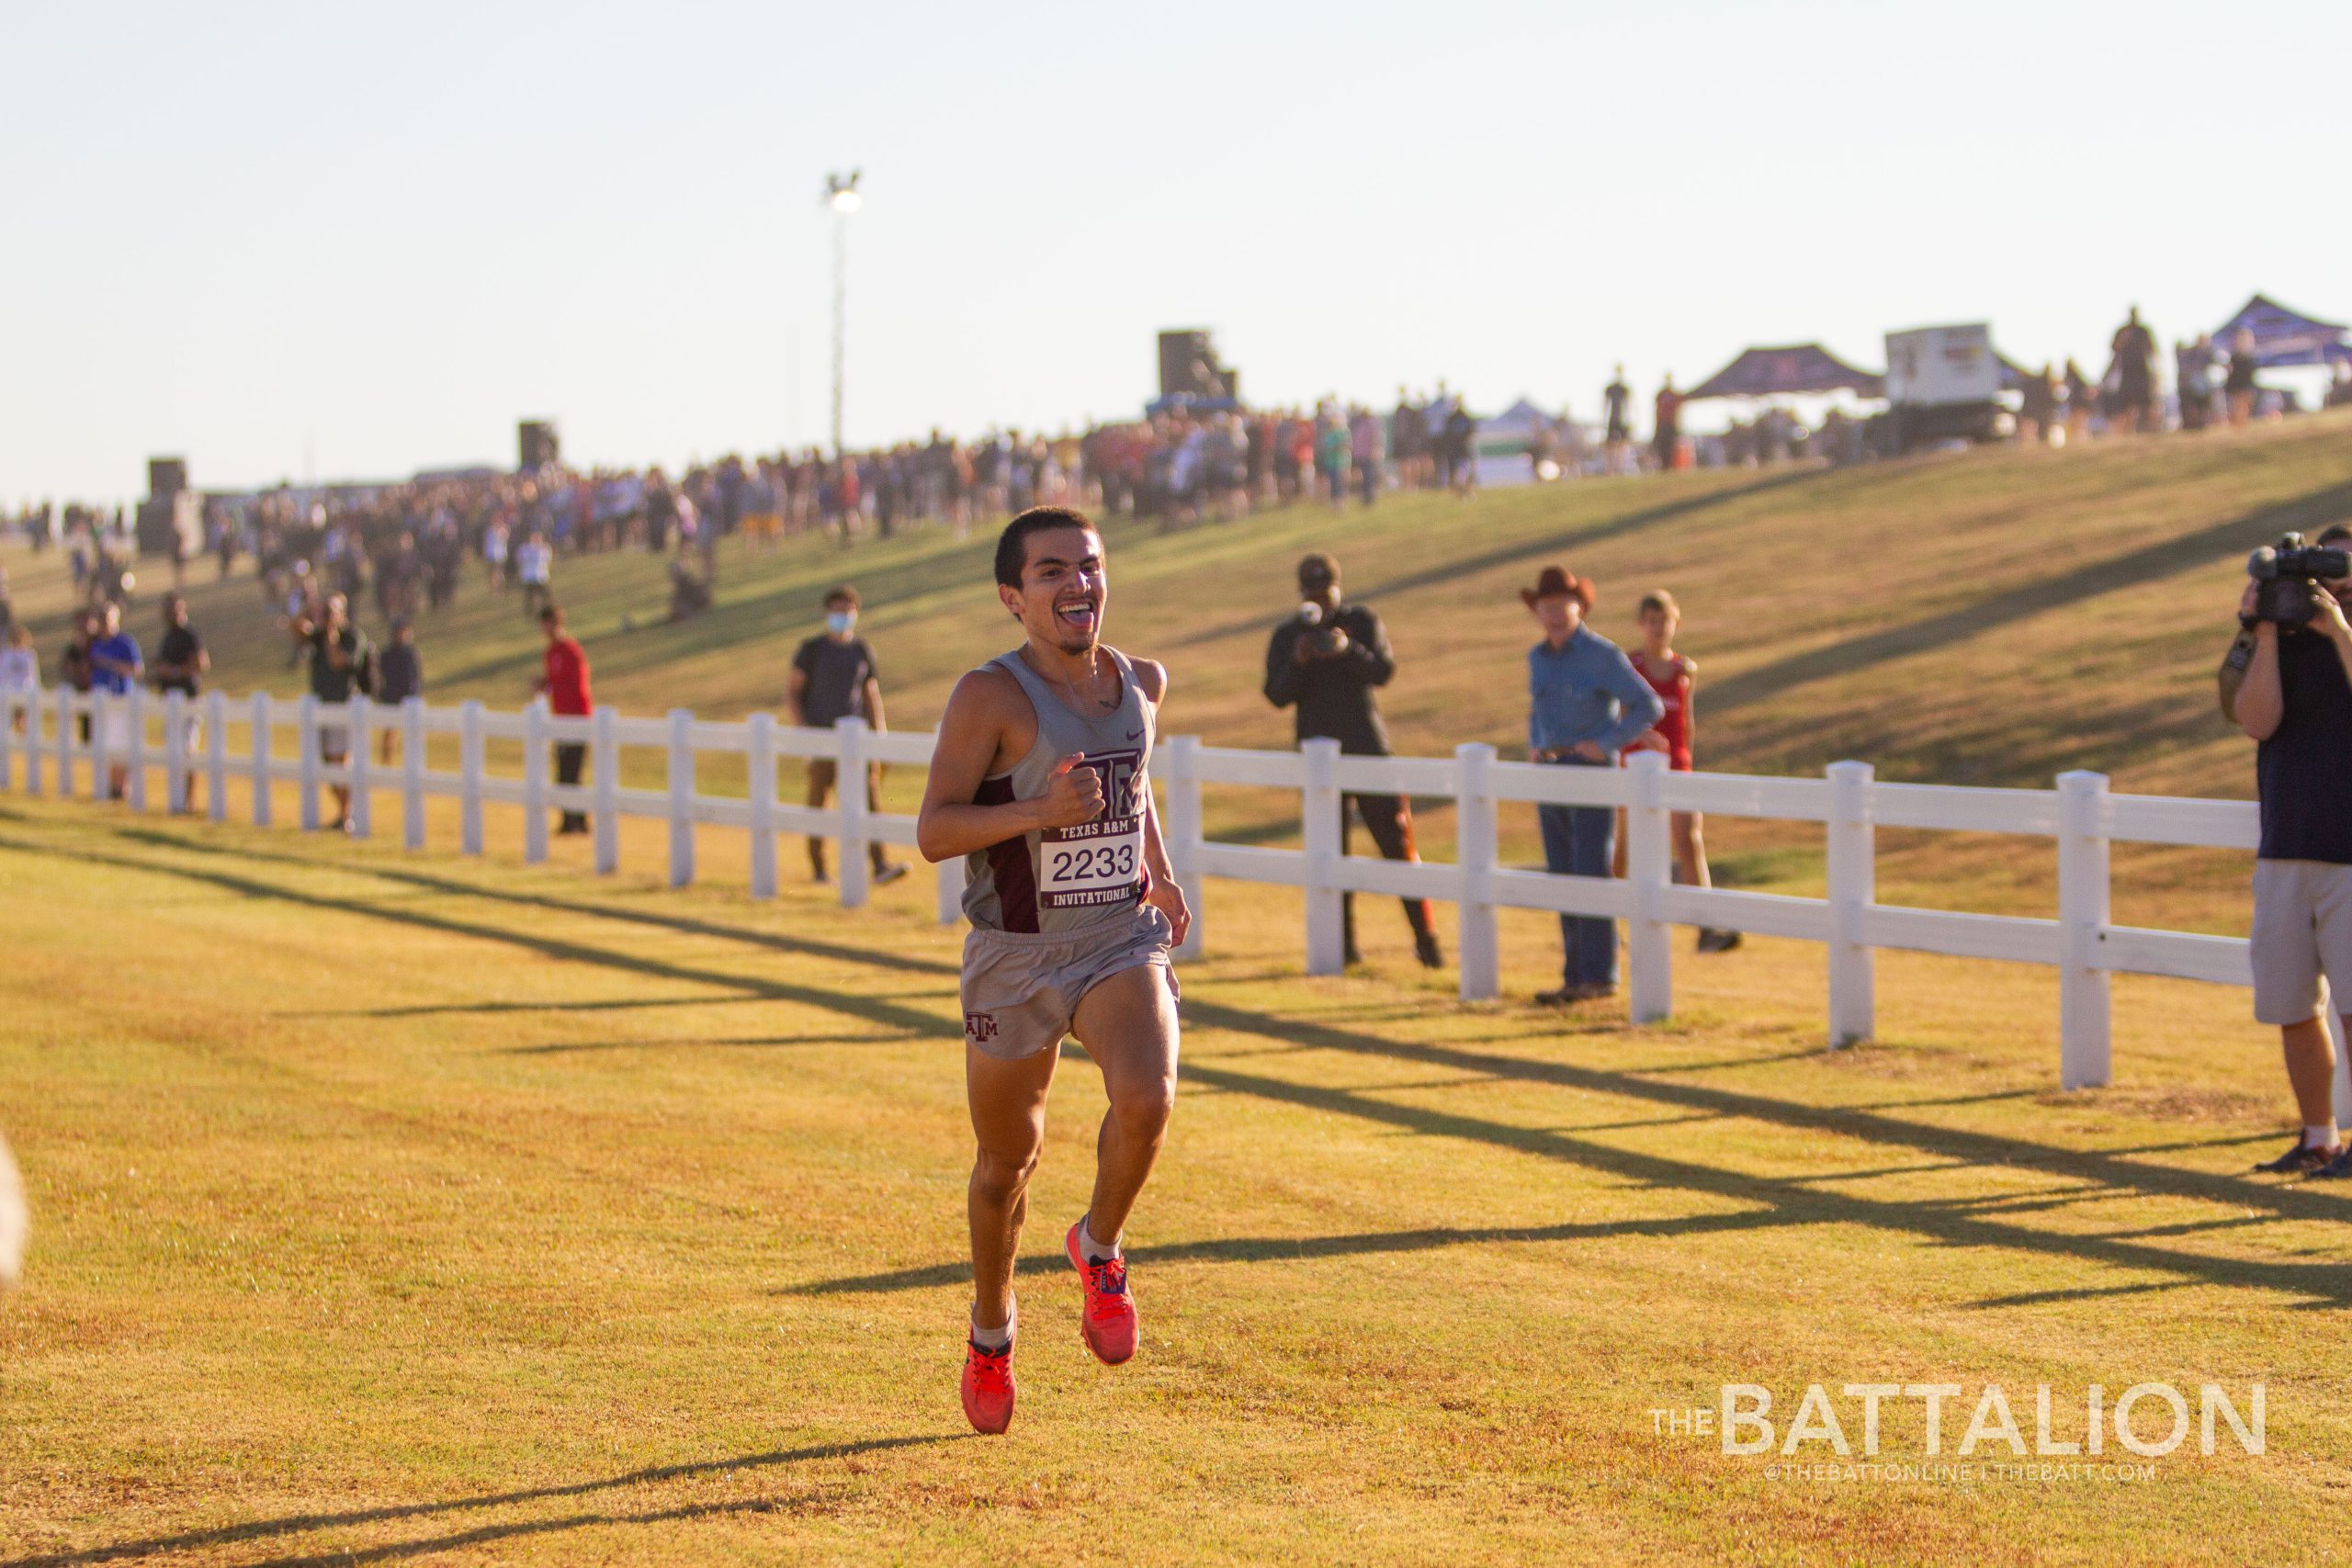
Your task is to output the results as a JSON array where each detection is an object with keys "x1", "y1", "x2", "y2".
[{"x1": 1523, "y1": 565, "x2": 1662, "y2": 1004}]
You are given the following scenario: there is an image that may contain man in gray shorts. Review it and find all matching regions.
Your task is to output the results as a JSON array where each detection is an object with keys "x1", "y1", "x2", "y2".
[
  {"x1": 2232, "y1": 541, "x2": 2352, "y2": 1177},
  {"x1": 918, "y1": 505, "x2": 1189, "y2": 1435}
]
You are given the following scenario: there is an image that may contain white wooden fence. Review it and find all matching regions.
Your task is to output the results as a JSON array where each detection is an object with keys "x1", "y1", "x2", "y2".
[{"x1": 0, "y1": 683, "x2": 2328, "y2": 1102}]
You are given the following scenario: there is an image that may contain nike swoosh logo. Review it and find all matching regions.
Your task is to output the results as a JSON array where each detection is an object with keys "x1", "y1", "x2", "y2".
[{"x1": 1126, "y1": 728, "x2": 1144, "y2": 741}]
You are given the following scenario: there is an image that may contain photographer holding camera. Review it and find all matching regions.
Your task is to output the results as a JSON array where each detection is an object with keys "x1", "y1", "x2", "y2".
[
  {"x1": 1264, "y1": 553, "x2": 1442, "y2": 969},
  {"x1": 2231, "y1": 525, "x2": 2352, "y2": 1176}
]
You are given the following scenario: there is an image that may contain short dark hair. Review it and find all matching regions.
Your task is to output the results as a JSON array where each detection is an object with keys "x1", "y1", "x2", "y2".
[
  {"x1": 538, "y1": 604, "x2": 561, "y2": 625},
  {"x1": 995, "y1": 506, "x2": 1098, "y2": 590},
  {"x1": 2318, "y1": 525, "x2": 2351, "y2": 547},
  {"x1": 824, "y1": 584, "x2": 860, "y2": 610}
]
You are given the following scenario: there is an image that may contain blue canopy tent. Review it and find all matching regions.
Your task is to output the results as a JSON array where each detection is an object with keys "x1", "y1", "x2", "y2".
[
  {"x1": 2212, "y1": 294, "x2": 2351, "y2": 368},
  {"x1": 1685, "y1": 344, "x2": 1885, "y2": 400}
]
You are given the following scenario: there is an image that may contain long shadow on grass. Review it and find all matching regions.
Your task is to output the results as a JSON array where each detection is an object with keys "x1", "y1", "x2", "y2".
[
  {"x1": 1168, "y1": 468, "x2": 1825, "y2": 650},
  {"x1": 496, "y1": 1031, "x2": 925, "y2": 1055},
  {"x1": 30, "y1": 828, "x2": 2346, "y2": 1300},
  {"x1": 0, "y1": 1435, "x2": 956, "y2": 1568},
  {"x1": 0, "y1": 834, "x2": 951, "y2": 1042},
  {"x1": 1170, "y1": 1060, "x2": 2352, "y2": 1307},
  {"x1": 783, "y1": 1209, "x2": 1780, "y2": 1295},
  {"x1": 1706, "y1": 478, "x2": 2352, "y2": 715},
  {"x1": 786, "y1": 1052, "x2": 2352, "y2": 1307},
  {"x1": 109, "y1": 826, "x2": 952, "y2": 980},
  {"x1": 1176, "y1": 999, "x2": 2352, "y2": 1240}
]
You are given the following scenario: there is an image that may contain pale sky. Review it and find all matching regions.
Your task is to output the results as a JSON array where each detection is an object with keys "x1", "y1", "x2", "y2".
[{"x1": 5, "y1": 0, "x2": 2345, "y2": 503}]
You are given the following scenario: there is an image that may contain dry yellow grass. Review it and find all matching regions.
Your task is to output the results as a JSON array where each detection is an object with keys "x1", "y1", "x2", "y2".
[{"x1": 4, "y1": 419, "x2": 2346, "y2": 1562}]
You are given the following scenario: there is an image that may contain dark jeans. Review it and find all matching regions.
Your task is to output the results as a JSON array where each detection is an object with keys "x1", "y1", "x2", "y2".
[
  {"x1": 555, "y1": 740, "x2": 587, "y2": 831},
  {"x1": 1340, "y1": 790, "x2": 1433, "y2": 954},
  {"x1": 1539, "y1": 792, "x2": 1616, "y2": 987}
]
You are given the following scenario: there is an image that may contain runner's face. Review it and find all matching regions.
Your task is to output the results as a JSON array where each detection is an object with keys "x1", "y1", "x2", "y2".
[
  {"x1": 1010, "y1": 527, "x2": 1106, "y2": 654},
  {"x1": 1640, "y1": 605, "x2": 1676, "y2": 646}
]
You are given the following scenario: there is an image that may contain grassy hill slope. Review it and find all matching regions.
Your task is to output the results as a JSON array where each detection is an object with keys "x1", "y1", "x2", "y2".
[{"x1": 9, "y1": 412, "x2": 2346, "y2": 937}]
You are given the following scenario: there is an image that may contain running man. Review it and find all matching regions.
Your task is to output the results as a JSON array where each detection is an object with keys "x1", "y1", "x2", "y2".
[{"x1": 917, "y1": 505, "x2": 1189, "y2": 1436}]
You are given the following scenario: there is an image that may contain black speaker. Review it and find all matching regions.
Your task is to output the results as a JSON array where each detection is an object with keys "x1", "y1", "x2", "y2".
[
  {"x1": 147, "y1": 457, "x2": 187, "y2": 498},
  {"x1": 518, "y1": 421, "x2": 560, "y2": 470},
  {"x1": 1158, "y1": 330, "x2": 1240, "y2": 400}
]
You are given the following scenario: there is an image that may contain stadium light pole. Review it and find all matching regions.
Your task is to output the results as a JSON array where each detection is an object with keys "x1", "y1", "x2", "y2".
[{"x1": 824, "y1": 170, "x2": 861, "y2": 458}]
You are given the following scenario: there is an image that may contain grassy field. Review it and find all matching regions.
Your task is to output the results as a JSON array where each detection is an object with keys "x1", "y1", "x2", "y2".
[
  {"x1": 2, "y1": 790, "x2": 2348, "y2": 1565},
  {"x1": 5, "y1": 422, "x2": 2350, "y2": 1561}
]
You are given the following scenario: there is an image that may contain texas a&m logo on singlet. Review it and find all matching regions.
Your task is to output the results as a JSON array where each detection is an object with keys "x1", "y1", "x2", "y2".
[{"x1": 1039, "y1": 748, "x2": 1145, "y2": 910}]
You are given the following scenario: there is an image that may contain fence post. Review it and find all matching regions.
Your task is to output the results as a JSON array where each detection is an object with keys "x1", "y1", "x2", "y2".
[
  {"x1": 0, "y1": 693, "x2": 13, "y2": 791},
  {"x1": 459, "y1": 699, "x2": 484, "y2": 855},
  {"x1": 297, "y1": 694, "x2": 320, "y2": 829},
  {"x1": 1626, "y1": 750, "x2": 1673, "y2": 1023},
  {"x1": 401, "y1": 697, "x2": 425, "y2": 850},
  {"x1": 122, "y1": 687, "x2": 145, "y2": 809},
  {"x1": 1163, "y1": 735, "x2": 1207, "y2": 961},
  {"x1": 835, "y1": 716, "x2": 869, "y2": 909},
  {"x1": 250, "y1": 691, "x2": 273, "y2": 826},
  {"x1": 1454, "y1": 742, "x2": 1499, "y2": 1001},
  {"x1": 2057, "y1": 770, "x2": 2113, "y2": 1089},
  {"x1": 21, "y1": 690, "x2": 40, "y2": 798},
  {"x1": 1826, "y1": 761, "x2": 1875, "y2": 1048},
  {"x1": 163, "y1": 689, "x2": 187, "y2": 813},
  {"x1": 57, "y1": 685, "x2": 76, "y2": 798},
  {"x1": 1302, "y1": 737, "x2": 1344, "y2": 975},
  {"x1": 2334, "y1": 1013, "x2": 2352, "y2": 1134},
  {"x1": 347, "y1": 694, "x2": 373, "y2": 840},
  {"x1": 746, "y1": 712, "x2": 777, "y2": 898},
  {"x1": 592, "y1": 705, "x2": 619, "y2": 874},
  {"x1": 206, "y1": 690, "x2": 227, "y2": 822},
  {"x1": 522, "y1": 698, "x2": 548, "y2": 863},
  {"x1": 666, "y1": 707, "x2": 695, "y2": 887},
  {"x1": 89, "y1": 691, "x2": 111, "y2": 800}
]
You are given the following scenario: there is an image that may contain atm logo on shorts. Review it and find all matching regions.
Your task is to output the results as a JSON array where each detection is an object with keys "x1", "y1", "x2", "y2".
[{"x1": 965, "y1": 1012, "x2": 999, "y2": 1043}]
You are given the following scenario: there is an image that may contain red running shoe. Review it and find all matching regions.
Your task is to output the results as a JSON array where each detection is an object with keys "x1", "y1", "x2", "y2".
[
  {"x1": 1066, "y1": 1220, "x2": 1137, "y2": 1365},
  {"x1": 960, "y1": 1337, "x2": 1015, "y2": 1435}
]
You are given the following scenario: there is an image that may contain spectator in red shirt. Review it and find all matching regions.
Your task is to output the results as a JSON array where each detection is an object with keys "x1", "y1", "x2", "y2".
[{"x1": 533, "y1": 604, "x2": 593, "y2": 834}]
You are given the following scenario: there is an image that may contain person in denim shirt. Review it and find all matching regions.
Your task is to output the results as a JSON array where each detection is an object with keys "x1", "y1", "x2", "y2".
[{"x1": 1521, "y1": 566, "x2": 1663, "y2": 1003}]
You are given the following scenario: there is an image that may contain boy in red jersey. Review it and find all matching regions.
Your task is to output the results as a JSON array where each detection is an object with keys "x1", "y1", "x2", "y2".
[{"x1": 1617, "y1": 590, "x2": 1737, "y2": 952}]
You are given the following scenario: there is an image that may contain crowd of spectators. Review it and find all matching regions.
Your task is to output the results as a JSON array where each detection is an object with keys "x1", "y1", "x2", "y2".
[{"x1": 9, "y1": 303, "x2": 2350, "y2": 649}]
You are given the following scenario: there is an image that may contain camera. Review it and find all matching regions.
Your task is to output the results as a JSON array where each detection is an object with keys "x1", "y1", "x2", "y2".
[
  {"x1": 2245, "y1": 533, "x2": 2352, "y2": 626},
  {"x1": 1295, "y1": 600, "x2": 1347, "y2": 656}
]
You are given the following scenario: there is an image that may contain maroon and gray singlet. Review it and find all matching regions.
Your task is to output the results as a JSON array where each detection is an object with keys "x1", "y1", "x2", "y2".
[{"x1": 958, "y1": 646, "x2": 1178, "y2": 1060}]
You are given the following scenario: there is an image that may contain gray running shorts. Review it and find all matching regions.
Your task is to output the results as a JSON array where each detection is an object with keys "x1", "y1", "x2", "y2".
[
  {"x1": 2251, "y1": 859, "x2": 2352, "y2": 1026},
  {"x1": 960, "y1": 903, "x2": 1178, "y2": 1061}
]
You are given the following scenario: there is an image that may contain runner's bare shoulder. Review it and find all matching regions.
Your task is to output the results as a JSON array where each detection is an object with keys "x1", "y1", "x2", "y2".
[
  {"x1": 1131, "y1": 658, "x2": 1169, "y2": 706},
  {"x1": 944, "y1": 662, "x2": 1037, "y2": 769}
]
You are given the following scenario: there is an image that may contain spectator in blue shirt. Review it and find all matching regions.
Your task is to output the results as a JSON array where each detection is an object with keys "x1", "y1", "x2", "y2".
[
  {"x1": 1521, "y1": 566, "x2": 1663, "y2": 1003},
  {"x1": 87, "y1": 600, "x2": 142, "y2": 801}
]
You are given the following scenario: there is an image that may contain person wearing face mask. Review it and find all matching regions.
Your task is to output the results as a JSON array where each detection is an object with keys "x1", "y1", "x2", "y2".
[{"x1": 790, "y1": 586, "x2": 908, "y2": 887}]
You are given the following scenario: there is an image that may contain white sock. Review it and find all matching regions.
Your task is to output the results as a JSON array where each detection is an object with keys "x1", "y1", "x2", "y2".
[
  {"x1": 970, "y1": 1302, "x2": 1014, "y2": 1350},
  {"x1": 1080, "y1": 1216, "x2": 1119, "y2": 1265},
  {"x1": 2306, "y1": 1124, "x2": 2338, "y2": 1150}
]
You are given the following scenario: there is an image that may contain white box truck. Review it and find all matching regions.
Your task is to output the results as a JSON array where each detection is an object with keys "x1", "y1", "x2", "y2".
[{"x1": 1884, "y1": 323, "x2": 2016, "y2": 449}]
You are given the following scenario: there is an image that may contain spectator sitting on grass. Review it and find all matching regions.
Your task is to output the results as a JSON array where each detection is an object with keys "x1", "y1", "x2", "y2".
[{"x1": 667, "y1": 558, "x2": 713, "y2": 623}]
